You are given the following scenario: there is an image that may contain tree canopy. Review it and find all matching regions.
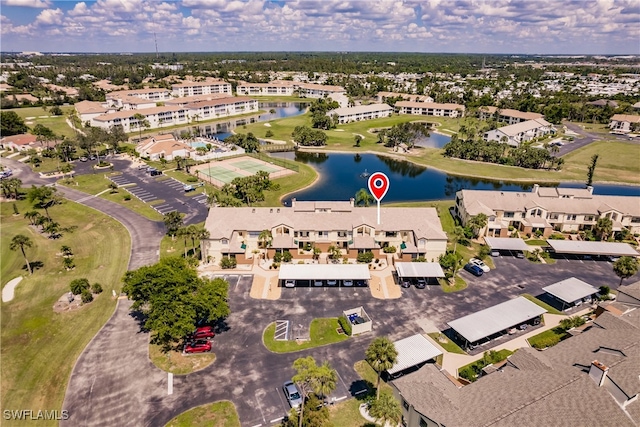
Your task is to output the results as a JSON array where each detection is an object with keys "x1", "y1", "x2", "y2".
[
  {"x1": 613, "y1": 256, "x2": 639, "y2": 286},
  {"x1": 365, "y1": 336, "x2": 398, "y2": 400},
  {"x1": 225, "y1": 132, "x2": 260, "y2": 153},
  {"x1": 122, "y1": 257, "x2": 230, "y2": 348},
  {"x1": 292, "y1": 126, "x2": 327, "y2": 146},
  {"x1": 1, "y1": 111, "x2": 29, "y2": 136}
]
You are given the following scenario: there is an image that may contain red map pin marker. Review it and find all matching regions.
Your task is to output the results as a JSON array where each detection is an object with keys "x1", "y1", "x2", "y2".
[{"x1": 368, "y1": 172, "x2": 389, "y2": 202}]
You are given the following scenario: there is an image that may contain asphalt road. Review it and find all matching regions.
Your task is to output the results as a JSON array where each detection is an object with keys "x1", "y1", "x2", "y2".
[{"x1": 557, "y1": 121, "x2": 636, "y2": 156}]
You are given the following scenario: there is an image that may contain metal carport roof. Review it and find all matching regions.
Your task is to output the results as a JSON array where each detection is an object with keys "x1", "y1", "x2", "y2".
[
  {"x1": 387, "y1": 334, "x2": 442, "y2": 375},
  {"x1": 447, "y1": 297, "x2": 547, "y2": 343},
  {"x1": 278, "y1": 264, "x2": 370, "y2": 281},
  {"x1": 484, "y1": 237, "x2": 529, "y2": 252},
  {"x1": 546, "y1": 240, "x2": 639, "y2": 257},
  {"x1": 542, "y1": 277, "x2": 599, "y2": 304},
  {"x1": 396, "y1": 262, "x2": 445, "y2": 278}
]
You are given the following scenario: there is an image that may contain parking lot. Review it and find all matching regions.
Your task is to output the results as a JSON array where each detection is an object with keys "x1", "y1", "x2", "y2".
[{"x1": 72, "y1": 157, "x2": 208, "y2": 224}]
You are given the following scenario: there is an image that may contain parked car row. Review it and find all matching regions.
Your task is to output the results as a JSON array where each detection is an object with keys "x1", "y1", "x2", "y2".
[
  {"x1": 400, "y1": 277, "x2": 427, "y2": 289},
  {"x1": 183, "y1": 326, "x2": 215, "y2": 354},
  {"x1": 284, "y1": 279, "x2": 366, "y2": 288},
  {"x1": 464, "y1": 258, "x2": 491, "y2": 277}
]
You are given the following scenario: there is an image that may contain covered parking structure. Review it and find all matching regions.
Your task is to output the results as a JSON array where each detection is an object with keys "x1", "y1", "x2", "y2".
[
  {"x1": 542, "y1": 277, "x2": 599, "y2": 311},
  {"x1": 387, "y1": 334, "x2": 442, "y2": 378},
  {"x1": 395, "y1": 262, "x2": 444, "y2": 284},
  {"x1": 447, "y1": 296, "x2": 547, "y2": 350},
  {"x1": 484, "y1": 237, "x2": 529, "y2": 256},
  {"x1": 278, "y1": 264, "x2": 370, "y2": 287},
  {"x1": 546, "y1": 240, "x2": 639, "y2": 258}
]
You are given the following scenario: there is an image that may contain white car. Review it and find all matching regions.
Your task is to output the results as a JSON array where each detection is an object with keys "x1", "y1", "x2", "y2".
[
  {"x1": 284, "y1": 279, "x2": 295, "y2": 288},
  {"x1": 343, "y1": 280, "x2": 353, "y2": 287},
  {"x1": 469, "y1": 258, "x2": 490, "y2": 273}
]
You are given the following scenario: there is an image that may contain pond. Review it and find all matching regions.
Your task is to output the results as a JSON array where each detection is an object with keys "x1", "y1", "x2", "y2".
[{"x1": 271, "y1": 151, "x2": 640, "y2": 204}]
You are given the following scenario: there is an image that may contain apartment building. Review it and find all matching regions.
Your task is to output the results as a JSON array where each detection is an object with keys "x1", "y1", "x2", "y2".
[
  {"x1": 479, "y1": 106, "x2": 544, "y2": 124},
  {"x1": 90, "y1": 97, "x2": 257, "y2": 132},
  {"x1": 135, "y1": 134, "x2": 192, "y2": 161},
  {"x1": 609, "y1": 114, "x2": 640, "y2": 134},
  {"x1": 392, "y1": 309, "x2": 640, "y2": 427},
  {"x1": 483, "y1": 118, "x2": 555, "y2": 146},
  {"x1": 328, "y1": 103, "x2": 393, "y2": 124},
  {"x1": 396, "y1": 101, "x2": 465, "y2": 118},
  {"x1": 171, "y1": 79, "x2": 232, "y2": 98},
  {"x1": 236, "y1": 80, "x2": 297, "y2": 96},
  {"x1": 202, "y1": 200, "x2": 447, "y2": 265},
  {"x1": 105, "y1": 88, "x2": 172, "y2": 109},
  {"x1": 74, "y1": 100, "x2": 112, "y2": 123},
  {"x1": 376, "y1": 91, "x2": 434, "y2": 103},
  {"x1": 454, "y1": 185, "x2": 640, "y2": 238},
  {"x1": 297, "y1": 82, "x2": 346, "y2": 99}
]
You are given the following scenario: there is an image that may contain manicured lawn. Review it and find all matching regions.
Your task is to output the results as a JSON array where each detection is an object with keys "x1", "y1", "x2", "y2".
[
  {"x1": 256, "y1": 159, "x2": 318, "y2": 206},
  {"x1": 263, "y1": 318, "x2": 349, "y2": 353},
  {"x1": 458, "y1": 349, "x2": 513, "y2": 382},
  {"x1": 10, "y1": 106, "x2": 76, "y2": 139},
  {"x1": 160, "y1": 227, "x2": 205, "y2": 260},
  {"x1": 521, "y1": 294, "x2": 564, "y2": 315},
  {"x1": 149, "y1": 343, "x2": 215, "y2": 375},
  {"x1": 561, "y1": 140, "x2": 640, "y2": 184},
  {"x1": 165, "y1": 400, "x2": 240, "y2": 427},
  {"x1": 1, "y1": 197, "x2": 130, "y2": 425},
  {"x1": 527, "y1": 326, "x2": 569, "y2": 350},
  {"x1": 525, "y1": 239, "x2": 548, "y2": 246},
  {"x1": 427, "y1": 333, "x2": 467, "y2": 354},
  {"x1": 439, "y1": 276, "x2": 468, "y2": 293}
]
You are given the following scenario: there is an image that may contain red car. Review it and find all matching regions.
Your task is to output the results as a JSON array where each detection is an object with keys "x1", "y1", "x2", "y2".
[
  {"x1": 191, "y1": 326, "x2": 215, "y2": 340},
  {"x1": 184, "y1": 340, "x2": 212, "y2": 354}
]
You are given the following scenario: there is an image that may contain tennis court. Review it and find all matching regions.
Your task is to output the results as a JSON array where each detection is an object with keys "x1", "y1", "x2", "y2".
[
  {"x1": 231, "y1": 160, "x2": 280, "y2": 174},
  {"x1": 198, "y1": 166, "x2": 245, "y2": 184}
]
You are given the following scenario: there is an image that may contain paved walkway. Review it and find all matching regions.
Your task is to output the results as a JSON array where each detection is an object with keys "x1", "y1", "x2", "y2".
[{"x1": 2, "y1": 276, "x2": 23, "y2": 302}]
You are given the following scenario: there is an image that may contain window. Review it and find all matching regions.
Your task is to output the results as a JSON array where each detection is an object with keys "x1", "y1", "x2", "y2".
[
  {"x1": 567, "y1": 214, "x2": 577, "y2": 221},
  {"x1": 584, "y1": 215, "x2": 595, "y2": 222},
  {"x1": 337, "y1": 231, "x2": 348, "y2": 238},
  {"x1": 419, "y1": 418, "x2": 429, "y2": 427},
  {"x1": 548, "y1": 213, "x2": 559, "y2": 220},
  {"x1": 318, "y1": 231, "x2": 328, "y2": 239},
  {"x1": 299, "y1": 231, "x2": 309, "y2": 238},
  {"x1": 504, "y1": 211, "x2": 514, "y2": 218},
  {"x1": 631, "y1": 217, "x2": 640, "y2": 223},
  {"x1": 385, "y1": 231, "x2": 397, "y2": 238},
  {"x1": 402, "y1": 399, "x2": 409, "y2": 410},
  {"x1": 248, "y1": 232, "x2": 260, "y2": 238},
  {"x1": 221, "y1": 239, "x2": 228, "y2": 245}
]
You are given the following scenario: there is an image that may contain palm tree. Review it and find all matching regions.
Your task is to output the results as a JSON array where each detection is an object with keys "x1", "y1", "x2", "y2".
[
  {"x1": 365, "y1": 336, "x2": 398, "y2": 400},
  {"x1": 312, "y1": 361, "x2": 337, "y2": 403},
  {"x1": 27, "y1": 185, "x2": 61, "y2": 220},
  {"x1": 451, "y1": 226, "x2": 465, "y2": 252},
  {"x1": 60, "y1": 245, "x2": 73, "y2": 257},
  {"x1": 258, "y1": 229, "x2": 272, "y2": 249},
  {"x1": 468, "y1": 213, "x2": 488, "y2": 238},
  {"x1": 10, "y1": 234, "x2": 34, "y2": 274},
  {"x1": 369, "y1": 391, "x2": 402, "y2": 426},
  {"x1": 292, "y1": 356, "x2": 319, "y2": 427},
  {"x1": 131, "y1": 113, "x2": 150, "y2": 142},
  {"x1": 595, "y1": 217, "x2": 613, "y2": 241},
  {"x1": 24, "y1": 210, "x2": 41, "y2": 225},
  {"x1": 355, "y1": 188, "x2": 374, "y2": 207},
  {"x1": 197, "y1": 228, "x2": 210, "y2": 260},
  {"x1": 613, "y1": 256, "x2": 639, "y2": 286}
]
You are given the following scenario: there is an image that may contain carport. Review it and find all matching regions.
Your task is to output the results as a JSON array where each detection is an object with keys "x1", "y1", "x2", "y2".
[
  {"x1": 447, "y1": 296, "x2": 547, "y2": 350},
  {"x1": 387, "y1": 334, "x2": 442, "y2": 378},
  {"x1": 395, "y1": 262, "x2": 445, "y2": 281},
  {"x1": 542, "y1": 277, "x2": 599, "y2": 310},
  {"x1": 278, "y1": 264, "x2": 370, "y2": 287},
  {"x1": 484, "y1": 237, "x2": 529, "y2": 255},
  {"x1": 546, "y1": 240, "x2": 639, "y2": 257}
]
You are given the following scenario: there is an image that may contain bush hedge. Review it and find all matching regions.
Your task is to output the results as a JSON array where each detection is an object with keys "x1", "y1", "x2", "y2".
[
  {"x1": 357, "y1": 251, "x2": 374, "y2": 263},
  {"x1": 338, "y1": 315, "x2": 352, "y2": 336}
]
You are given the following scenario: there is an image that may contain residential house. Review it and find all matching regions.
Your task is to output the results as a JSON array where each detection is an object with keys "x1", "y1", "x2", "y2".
[
  {"x1": 202, "y1": 199, "x2": 447, "y2": 265},
  {"x1": 0, "y1": 133, "x2": 39, "y2": 151},
  {"x1": 483, "y1": 118, "x2": 555, "y2": 146},
  {"x1": 396, "y1": 101, "x2": 465, "y2": 118},
  {"x1": 44, "y1": 84, "x2": 79, "y2": 98},
  {"x1": 135, "y1": 134, "x2": 192, "y2": 161},
  {"x1": 609, "y1": 114, "x2": 640, "y2": 134},
  {"x1": 454, "y1": 185, "x2": 640, "y2": 238},
  {"x1": 392, "y1": 309, "x2": 640, "y2": 427},
  {"x1": 479, "y1": 106, "x2": 544, "y2": 124},
  {"x1": 327, "y1": 103, "x2": 393, "y2": 124},
  {"x1": 587, "y1": 99, "x2": 619, "y2": 108},
  {"x1": 616, "y1": 281, "x2": 640, "y2": 307}
]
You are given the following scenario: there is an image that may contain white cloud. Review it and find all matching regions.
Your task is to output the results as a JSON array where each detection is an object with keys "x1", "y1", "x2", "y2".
[
  {"x1": 1, "y1": 0, "x2": 50, "y2": 8},
  {"x1": 34, "y1": 8, "x2": 63, "y2": 25}
]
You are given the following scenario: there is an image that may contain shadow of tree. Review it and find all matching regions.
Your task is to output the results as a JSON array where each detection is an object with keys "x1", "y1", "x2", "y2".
[{"x1": 23, "y1": 260, "x2": 44, "y2": 272}]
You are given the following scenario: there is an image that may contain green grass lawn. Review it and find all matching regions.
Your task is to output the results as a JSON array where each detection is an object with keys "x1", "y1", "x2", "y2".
[
  {"x1": 458, "y1": 349, "x2": 513, "y2": 382},
  {"x1": 521, "y1": 294, "x2": 564, "y2": 315},
  {"x1": 10, "y1": 106, "x2": 76, "y2": 139},
  {"x1": 160, "y1": 228, "x2": 205, "y2": 260},
  {"x1": 427, "y1": 333, "x2": 467, "y2": 354},
  {"x1": 527, "y1": 327, "x2": 569, "y2": 350},
  {"x1": 525, "y1": 239, "x2": 548, "y2": 246},
  {"x1": 263, "y1": 318, "x2": 349, "y2": 353},
  {"x1": 58, "y1": 174, "x2": 164, "y2": 221},
  {"x1": 165, "y1": 401, "x2": 240, "y2": 427},
  {"x1": 562, "y1": 140, "x2": 640, "y2": 184},
  {"x1": 1, "y1": 197, "x2": 130, "y2": 426},
  {"x1": 149, "y1": 343, "x2": 215, "y2": 375},
  {"x1": 256, "y1": 159, "x2": 318, "y2": 206}
]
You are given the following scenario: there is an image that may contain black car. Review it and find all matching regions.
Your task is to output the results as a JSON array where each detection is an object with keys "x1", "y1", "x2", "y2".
[
  {"x1": 464, "y1": 263, "x2": 484, "y2": 277},
  {"x1": 415, "y1": 278, "x2": 427, "y2": 289},
  {"x1": 400, "y1": 278, "x2": 411, "y2": 288}
]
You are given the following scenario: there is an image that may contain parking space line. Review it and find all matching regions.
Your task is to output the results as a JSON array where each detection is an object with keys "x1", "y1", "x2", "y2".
[{"x1": 270, "y1": 417, "x2": 284, "y2": 424}]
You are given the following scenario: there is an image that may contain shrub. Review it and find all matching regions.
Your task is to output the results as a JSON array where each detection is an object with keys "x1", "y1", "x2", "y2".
[
  {"x1": 186, "y1": 176, "x2": 198, "y2": 182},
  {"x1": 338, "y1": 315, "x2": 352, "y2": 336},
  {"x1": 357, "y1": 251, "x2": 374, "y2": 263},
  {"x1": 458, "y1": 366, "x2": 478, "y2": 382},
  {"x1": 220, "y1": 256, "x2": 237, "y2": 269},
  {"x1": 530, "y1": 334, "x2": 561, "y2": 350},
  {"x1": 81, "y1": 288, "x2": 94, "y2": 303},
  {"x1": 265, "y1": 130, "x2": 274, "y2": 138},
  {"x1": 548, "y1": 233, "x2": 565, "y2": 240},
  {"x1": 559, "y1": 316, "x2": 586, "y2": 331},
  {"x1": 282, "y1": 250, "x2": 293, "y2": 262},
  {"x1": 458, "y1": 237, "x2": 470, "y2": 247},
  {"x1": 91, "y1": 283, "x2": 103, "y2": 294},
  {"x1": 375, "y1": 258, "x2": 380, "y2": 264},
  {"x1": 273, "y1": 252, "x2": 283, "y2": 263},
  {"x1": 478, "y1": 245, "x2": 491, "y2": 260},
  {"x1": 70, "y1": 278, "x2": 90, "y2": 295},
  {"x1": 123, "y1": 194, "x2": 131, "y2": 201},
  {"x1": 413, "y1": 256, "x2": 427, "y2": 262},
  {"x1": 383, "y1": 246, "x2": 396, "y2": 254}
]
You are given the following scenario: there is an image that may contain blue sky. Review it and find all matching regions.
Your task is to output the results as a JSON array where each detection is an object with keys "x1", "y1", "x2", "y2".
[{"x1": 1, "y1": 0, "x2": 638, "y2": 54}]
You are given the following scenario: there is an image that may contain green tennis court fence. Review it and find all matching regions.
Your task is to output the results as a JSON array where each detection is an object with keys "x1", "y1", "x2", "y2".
[{"x1": 247, "y1": 152, "x2": 299, "y2": 172}]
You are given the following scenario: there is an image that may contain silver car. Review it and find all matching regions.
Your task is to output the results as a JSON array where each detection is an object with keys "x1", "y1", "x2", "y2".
[{"x1": 283, "y1": 381, "x2": 303, "y2": 409}]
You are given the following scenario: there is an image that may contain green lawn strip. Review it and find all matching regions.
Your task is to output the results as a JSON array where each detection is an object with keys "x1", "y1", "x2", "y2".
[
  {"x1": 10, "y1": 106, "x2": 76, "y2": 139},
  {"x1": 525, "y1": 239, "x2": 548, "y2": 246},
  {"x1": 165, "y1": 400, "x2": 240, "y2": 427},
  {"x1": 101, "y1": 191, "x2": 164, "y2": 221},
  {"x1": 1, "y1": 198, "x2": 130, "y2": 424},
  {"x1": 439, "y1": 276, "x2": 468, "y2": 293},
  {"x1": 521, "y1": 293, "x2": 564, "y2": 315},
  {"x1": 149, "y1": 343, "x2": 216, "y2": 375},
  {"x1": 527, "y1": 326, "x2": 569, "y2": 350},
  {"x1": 26, "y1": 157, "x2": 68, "y2": 173},
  {"x1": 458, "y1": 349, "x2": 514, "y2": 382},
  {"x1": 263, "y1": 318, "x2": 349, "y2": 353},
  {"x1": 160, "y1": 232, "x2": 204, "y2": 260},
  {"x1": 426, "y1": 333, "x2": 467, "y2": 354},
  {"x1": 256, "y1": 160, "x2": 318, "y2": 206}
]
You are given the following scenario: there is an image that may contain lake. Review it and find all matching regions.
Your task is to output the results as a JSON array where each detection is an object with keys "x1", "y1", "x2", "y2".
[{"x1": 270, "y1": 151, "x2": 640, "y2": 204}]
